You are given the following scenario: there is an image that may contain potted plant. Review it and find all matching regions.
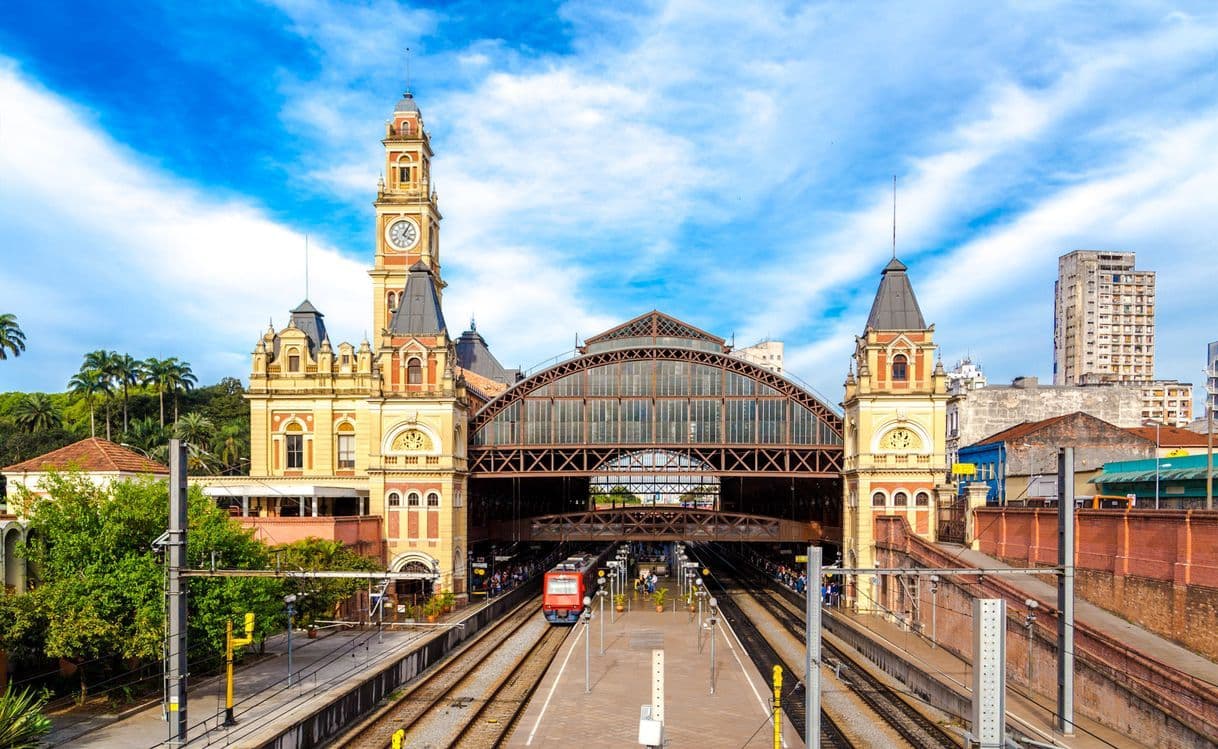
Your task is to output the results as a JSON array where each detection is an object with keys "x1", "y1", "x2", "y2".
[
  {"x1": 438, "y1": 589, "x2": 456, "y2": 613},
  {"x1": 424, "y1": 599, "x2": 441, "y2": 623},
  {"x1": 653, "y1": 587, "x2": 668, "y2": 612},
  {"x1": 614, "y1": 593, "x2": 626, "y2": 613}
]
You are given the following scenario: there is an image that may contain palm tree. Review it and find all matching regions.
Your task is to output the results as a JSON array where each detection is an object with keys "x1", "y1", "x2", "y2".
[
  {"x1": 165, "y1": 358, "x2": 198, "y2": 422},
  {"x1": 111, "y1": 353, "x2": 143, "y2": 433},
  {"x1": 0, "y1": 313, "x2": 26, "y2": 360},
  {"x1": 173, "y1": 412, "x2": 215, "y2": 450},
  {"x1": 68, "y1": 367, "x2": 110, "y2": 438},
  {"x1": 13, "y1": 393, "x2": 62, "y2": 433},
  {"x1": 215, "y1": 423, "x2": 248, "y2": 475},
  {"x1": 143, "y1": 357, "x2": 173, "y2": 427},
  {"x1": 126, "y1": 416, "x2": 167, "y2": 454},
  {"x1": 84, "y1": 350, "x2": 118, "y2": 440}
]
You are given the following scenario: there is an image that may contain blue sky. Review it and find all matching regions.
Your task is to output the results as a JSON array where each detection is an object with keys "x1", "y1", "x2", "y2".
[{"x1": 1, "y1": 1, "x2": 1216, "y2": 409}]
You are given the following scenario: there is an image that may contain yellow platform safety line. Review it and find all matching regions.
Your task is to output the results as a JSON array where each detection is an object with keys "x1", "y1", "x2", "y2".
[
  {"x1": 772, "y1": 665, "x2": 783, "y2": 749},
  {"x1": 223, "y1": 613, "x2": 256, "y2": 726},
  {"x1": 392, "y1": 728, "x2": 405, "y2": 749}
]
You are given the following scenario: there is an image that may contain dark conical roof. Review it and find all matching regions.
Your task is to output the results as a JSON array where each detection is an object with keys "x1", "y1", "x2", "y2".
[
  {"x1": 388, "y1": 262, "x2": 447, "y2": 336},
  {"x1": 289, "y1": 299, "x2": 328, "y2": 354},
  {"x1": 394, "y1": 91, "x2": 420, "y2": 114},
  {"x1": 456, "y1": 322, "x2": 518, "y2": 384},
  {"x1": 865, "y1": 257, "x2": 926, "y2": 331}
]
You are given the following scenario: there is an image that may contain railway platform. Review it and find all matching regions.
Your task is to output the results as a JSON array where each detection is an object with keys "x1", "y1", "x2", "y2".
[{"x1": 508, "y1": 578, "x2": 805, "y2": 749}]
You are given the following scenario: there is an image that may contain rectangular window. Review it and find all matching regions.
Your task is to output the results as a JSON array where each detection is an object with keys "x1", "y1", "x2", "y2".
[
  {"x1": 546, "y1": 575, "x2": 579, "y2": 595},
  {"x1": 337, "y1": 434, "x2": 355, "y2": 468},
  {"x1": 288, "y1": 355, "x2": 300, "y2": 372},
  {"x1": 286, "y1": 435, "x2": 304, "y2": 469}
]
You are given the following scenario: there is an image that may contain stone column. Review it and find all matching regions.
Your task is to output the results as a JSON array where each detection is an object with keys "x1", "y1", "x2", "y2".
[{"x1": 965, "y1": 483, "x2": 992, "y2": 550}]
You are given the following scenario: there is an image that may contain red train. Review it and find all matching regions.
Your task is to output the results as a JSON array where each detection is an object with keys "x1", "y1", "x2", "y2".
[{"x1": 542, "y1": 550, "x2": 610, "y2": 624}]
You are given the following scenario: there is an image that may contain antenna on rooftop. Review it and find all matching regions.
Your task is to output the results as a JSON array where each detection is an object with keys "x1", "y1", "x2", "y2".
[
  {"x1": 891, "y1": 175, "x2": 897, "y2": 260},
  {"x1": 304, "y1": 234, "x2": 310, "y2": 300}
]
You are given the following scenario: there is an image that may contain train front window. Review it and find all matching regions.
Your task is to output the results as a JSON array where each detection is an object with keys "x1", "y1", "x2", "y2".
[{"x1": 547, "y1": 576, "x2": 578, "y2": 595}]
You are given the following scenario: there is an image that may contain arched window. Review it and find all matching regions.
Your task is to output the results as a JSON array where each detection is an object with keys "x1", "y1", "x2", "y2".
[
  {"x1": 426, "y1": 491, "x2": 440, "y2": 508},
  {"x1": 407, "y1": 357, "x2": 423, "y2": 385},
  {"x1": 336, "y1": 423, "x2": 355, "y2": 469},
  {"x1": 407, "y1": 492, "x2": 421, "y2": 507},
  {"x1": 915, "y1": 491, "x2": 931, "y2": 506},
  {"x1": 871, "y1": 491, "x2": 886, "y2": 507},
  {"x1": 388, "y1": 292, "x2": 398, "y2": 311},
  {"x1": 893, "y1": 491, "x2": 908, "y2": 507},
  {"x1": 891, "y1": 354, "x2": 908, "y2": 381},
  {"x1": 387, "y1": 492, "x2": 401, "y2": 508},
  {"x1": 284, "y1": 423, "x2": 304, "y2": 469},
  {"x1": 287, "y1": 347, "x2": 301, "y2": 373}
]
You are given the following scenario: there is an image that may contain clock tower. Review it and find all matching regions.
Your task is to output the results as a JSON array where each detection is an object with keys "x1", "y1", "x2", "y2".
[
  {"x1": 371, "y1": 90, "x2": 444, "y2": 339},
  {"x1": 841, "y1": 257, "x2": 949, "y2": 613}
]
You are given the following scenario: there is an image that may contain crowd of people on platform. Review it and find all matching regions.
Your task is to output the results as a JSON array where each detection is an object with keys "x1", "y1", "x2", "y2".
[
  {"x1": 749, "y1": 551, "x2": 843, "y2": 606},
  {"x1": 479, "y1": 558, "x2": 544, "y2": 597}
]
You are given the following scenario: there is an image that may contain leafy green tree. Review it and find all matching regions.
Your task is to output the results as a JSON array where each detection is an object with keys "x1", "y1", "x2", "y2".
[
  {"x1": 0, "y1": 313, "x2": 26, "y2": 360},
  {"x1": 273, "y1": 538, "x2": 380, "y2": 625},
  {"x1": 0, "y1": 686, "x2": 52, "y2": 748},
  {"x1": 12, "y1": 393, "x2": 61, "y2": 433},
  {"x1": 14, "y1": 473, "x2": 286, "y2": 692},
  {"x1": 67, "y1": 367, "x2": 110, "y2": 438}
]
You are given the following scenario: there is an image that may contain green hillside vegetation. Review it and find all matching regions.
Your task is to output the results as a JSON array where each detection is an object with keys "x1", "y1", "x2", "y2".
[{"x1": 0, "y1": 350, "x2": 250, "y2": 474}]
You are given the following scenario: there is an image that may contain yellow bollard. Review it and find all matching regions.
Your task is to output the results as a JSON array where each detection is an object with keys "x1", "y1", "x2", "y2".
[
  {"x1": 223, "y1": 613, "x2": 256, "y2": 727},
  {"x1": 392, "y1": 728, "x2": 405, "y2": 749},
  {"x1": 772, "y1": 665, "x2": 783, "y2": 749}
]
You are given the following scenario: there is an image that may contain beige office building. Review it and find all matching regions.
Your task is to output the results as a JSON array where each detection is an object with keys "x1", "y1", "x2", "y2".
[{"x1": 1054, "y1": 250, "x2": 1156, "y2": 386}]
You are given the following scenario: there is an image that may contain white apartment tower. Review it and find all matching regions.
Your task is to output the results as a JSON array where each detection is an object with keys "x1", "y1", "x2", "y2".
[{"x1": 1054, "y1": 250, "x2": 1156, "y2": 386}]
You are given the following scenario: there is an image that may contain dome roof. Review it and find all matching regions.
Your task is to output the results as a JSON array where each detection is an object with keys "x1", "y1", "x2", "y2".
[{"x1": 394, "y1": 91, "x2": 420, "y2": 114}]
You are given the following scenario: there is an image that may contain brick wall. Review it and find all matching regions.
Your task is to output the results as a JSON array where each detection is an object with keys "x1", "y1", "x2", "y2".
[
  {"x1": 875, "y1": 516, "x2": 1218, "y2": 747},
  {"x1": 975, "y1": 507, "x2": 1218, "y2": 658}
]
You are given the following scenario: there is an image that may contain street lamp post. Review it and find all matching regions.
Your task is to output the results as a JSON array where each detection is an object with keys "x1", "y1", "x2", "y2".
[
  {"x1": 707, "y1": 597, "x2": 718, "y2": 694},
  {"x1": 929, "y1": 575, "x2": 939, "y2": 648},
  {"x1": 283, "y1": 594, "x2": 297, "y2": 686},
  {"x1": 582, "y1": 596, "x2": 593, "y2": 693},
  {"x1": 597, "y1": 578, "x2": 607, "y2": 655},
  {"x1": 1024, "y1": 599, "x2": 1038, "y2": 688}
]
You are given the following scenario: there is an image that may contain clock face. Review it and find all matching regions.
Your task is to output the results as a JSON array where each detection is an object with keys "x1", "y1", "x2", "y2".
[
  {"x1": 884, "y1": 428, "x2": 915, "y2": 451},
  {"x1": 387, "y1": 218, "x2": 419, "y2": 250}
]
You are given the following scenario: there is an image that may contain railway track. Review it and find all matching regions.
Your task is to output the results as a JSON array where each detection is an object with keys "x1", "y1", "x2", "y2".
[
  {"x1": 696, "y1": 560, "x2": 855, "y2": 747},
  {"x1": 701, "y1": 546, "x2": 964, "y2": 748},
  {"x1": 333, "y1": 595, "x2": 567, "y2": 749}
]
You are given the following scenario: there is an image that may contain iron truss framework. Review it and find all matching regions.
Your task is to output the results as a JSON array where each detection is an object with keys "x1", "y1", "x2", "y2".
[
  {"x1": 468, "y1": 345, "x2": 844, "y2": 478},
  {"x1": 525, "y1": 507, "x2": 832, "y2": 543},
  {"x1": 469, "y1": 445, "x2": 843, "y2": 477}
]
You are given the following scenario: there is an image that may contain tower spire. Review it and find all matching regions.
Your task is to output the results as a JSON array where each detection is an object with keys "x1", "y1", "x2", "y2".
[{"x1": 891, "y1": 175, "x2": 897, "y2": 260}]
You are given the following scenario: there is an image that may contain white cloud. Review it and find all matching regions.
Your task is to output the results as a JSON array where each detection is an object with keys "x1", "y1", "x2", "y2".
[{"x1": 0, "y1": 60, "x2": 369, "y2": 390}]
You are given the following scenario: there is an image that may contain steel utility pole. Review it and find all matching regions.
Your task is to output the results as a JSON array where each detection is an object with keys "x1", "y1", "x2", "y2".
[
  {"x1": 806, "y1": 545, "x2": 822, "y2": 749},
  {"x1": 1057, "y1": 447, "x2": 1076, "y2": 736},
  {"x1": 167, "y1": 440, "x2": 188, "y2": 746}
]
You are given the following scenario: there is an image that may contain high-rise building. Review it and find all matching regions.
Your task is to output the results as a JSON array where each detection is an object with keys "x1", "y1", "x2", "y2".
[
  {"x1": 733, "y1": 339, "x2": 783, "y2": 374},
  {"x1": 1054, "y1": 250, "x2": 1155, "y2": 386}
]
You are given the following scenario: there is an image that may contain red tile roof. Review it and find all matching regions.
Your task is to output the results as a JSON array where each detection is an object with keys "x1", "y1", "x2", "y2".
[
  {"x1": 2, "y1": 437, "x2": 169, "y2": 474},
  {"x1": 977, "y1": 413, "x2": 1076, "y2": 445},
  {"x1": 1124, "y1": 426, "x2": 1212, "y2": 447}
]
